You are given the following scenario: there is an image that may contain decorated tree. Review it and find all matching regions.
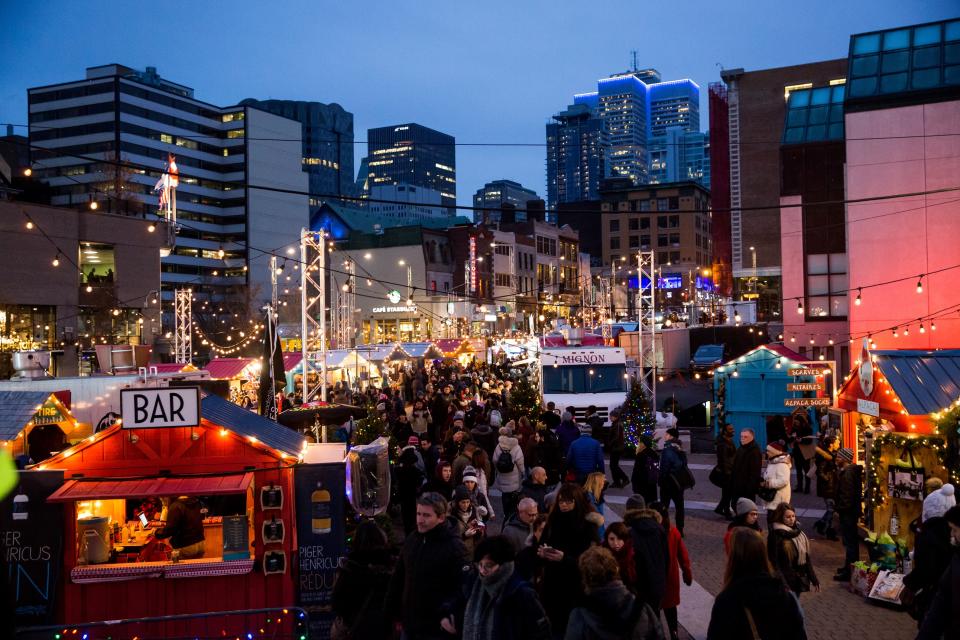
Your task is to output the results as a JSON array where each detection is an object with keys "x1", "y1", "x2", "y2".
[
  {"x1": 509, "y1": 376, "x2": 541, "y2": 422},
  {"x1": 352, "y1": 403, "x2": 389, "y2": 446},
  {"x1": 621, "y1": 379, "x2": 656, "y2": 448}
]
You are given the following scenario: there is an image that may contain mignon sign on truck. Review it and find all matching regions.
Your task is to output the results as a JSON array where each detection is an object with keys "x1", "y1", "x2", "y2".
[{"x1": 539, "y1": 348, "x2": 629, "y2": 425}]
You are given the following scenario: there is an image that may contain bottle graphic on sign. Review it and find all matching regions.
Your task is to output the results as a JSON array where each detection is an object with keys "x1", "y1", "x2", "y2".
[
  {"x1": 12, "y1": 490, "x2": 29, "y2": 520},
  {"x1": 311, "y1": 481, "x2": 332, "y2": 534}
]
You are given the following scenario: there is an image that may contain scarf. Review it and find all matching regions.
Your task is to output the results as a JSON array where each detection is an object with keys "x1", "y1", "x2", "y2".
[
  {"x1": 462, "y1": 562, "x2": 515, "y2": 640},
  {"x1": 773, "y1": 522, "x2": 810, "y2": 566}
]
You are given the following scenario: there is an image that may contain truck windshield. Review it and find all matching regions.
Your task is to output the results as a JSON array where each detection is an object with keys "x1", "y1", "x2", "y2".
[{"x1": 542, "y1": 364, "x2": 628, "y2": 394}]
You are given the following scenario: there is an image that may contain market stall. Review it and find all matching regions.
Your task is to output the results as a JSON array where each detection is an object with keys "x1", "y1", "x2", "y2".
[
  {"x1": 433, "y1": 338, "x2": 465, "y2": 358},
  {"x1": 201, "y1": 357, "x2": 260, "y2": 407},
  {"x1": 712, "y1": 344, "x2": 828, "y2": 448},
  {"x1": 288, "y1": 350, "x2": 379, "y2": 396},
  {"x1": 34, "y1": 391, "x2": 306, "y2": 629},
  {"x1": 833, "y1": 345, "x2": 960, "y2": 548},
  {"x1": 0, "y1": 390, "x2": 82, "y2": 463}
]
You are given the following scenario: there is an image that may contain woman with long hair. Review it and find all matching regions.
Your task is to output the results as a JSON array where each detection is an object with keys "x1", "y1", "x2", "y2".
[
  {"x1": 706, "y1": 529, "x2": 806, "y2": 640},
  {"x1": 652, "y1": 501, "x2": 692, "y2": 640},
  {"x1": 536, "y1": 483, "x2": 599, "y2": 636},
  {"x1": 331, "y1": 520, "x2": 394, "y2": 640},
  {"x1": 583, "y1": 472, "x2": 608, "y2": 538},
  {"x1": 602, "y1": 522, "x2": 637, "y2": 592},
  {"x1": 768, "y1": 503, "x2": 819, "y2": 596},
  {"x1": 723, "y1": 498, "x2": 762, "y2": 554}
]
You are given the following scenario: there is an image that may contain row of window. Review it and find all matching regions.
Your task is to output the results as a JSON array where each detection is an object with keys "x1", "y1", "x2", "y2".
[
  {"x1": 609, "y1": 215, "x2": 684, "y2": 232},
  {"x1": 536, "y1": 235, "x2": 558, "y2": 256}
]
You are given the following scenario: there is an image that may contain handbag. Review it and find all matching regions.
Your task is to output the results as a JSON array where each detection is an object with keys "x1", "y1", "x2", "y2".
[
  {"x1": 709, "y1": 466, "x2": 725, "y2": 487},
  {"x1": 758, "y1": 485, "x2": 778, "y2": 502}
]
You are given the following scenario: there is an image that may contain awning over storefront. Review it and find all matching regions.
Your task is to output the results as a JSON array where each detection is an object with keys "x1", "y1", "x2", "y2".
[
  {"x1": 202, "y1": 358, "x2": 255, "y2": 380},
  {"x1": 47, "y1": 472, "x2": 254, "y2": 502},
  {"x1": 0, "y1": 390, "x2": 59, "y2": 440}
]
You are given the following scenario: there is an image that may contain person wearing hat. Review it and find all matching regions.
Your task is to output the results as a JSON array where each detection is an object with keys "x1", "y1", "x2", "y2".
[
  {"x1": 833, "y1": 447, "x2": 863, "y2": 582},
  {"x1": 916, "y1": 505, "x2": 960, "y2": 639},
  {"x1": 923, "y1": 480, "x2": 957, "y2": 523},
  {"x1": 724, "y1": 497, "x2": 762, "y2": 554},
  {"x1": 448, "y1": 484, "x2": 487, "y2": 557},
  {"x1": 760, "y1": 442, "x2": 792, "y2": 514},
  {"x1": 658, "y1": 427, "x2": 689, "y2": 536},
  {"x1": 631, "y1": 434, "x2": 660, "y2": 506},
  {"x1": 460, "y1": 465, "x2": 492, "y2": 521}
]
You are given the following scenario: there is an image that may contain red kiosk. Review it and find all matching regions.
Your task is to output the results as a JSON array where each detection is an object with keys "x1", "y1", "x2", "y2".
[{"x1": 35, "y1": 390, "x2": 307, "y2": 636}]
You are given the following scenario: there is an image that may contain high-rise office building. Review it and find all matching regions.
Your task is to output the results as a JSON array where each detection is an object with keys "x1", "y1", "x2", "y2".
[
  {"x1": 28, "y1": 64, "x2": 308, "y2": 306},
  {"x1": 473, "y1": 179, "x2": 539, "y2": 224},
  {"x1": 366, "y1": 123, "x2": 456, "y2": 209},
  {"x1": 552, "y1": 69, "x2": 706, "y2": 202},
  {"x1": 546, "y1": 103, "x2": 605, "y2": 212},
  {"x1": 239, "y1": 98, "x2": 355, "y2": 209}
]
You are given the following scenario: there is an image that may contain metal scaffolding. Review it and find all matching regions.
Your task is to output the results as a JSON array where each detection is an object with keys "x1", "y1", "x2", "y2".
[
  {"x1": 300, "y1": 229, "x2": 327, "y2": 404},
  {"x1": 174, "y1": 288, "x2": 192, "y2": 364},
  {"x1": 636, "y1": 250, "x2": 657, "y2": 410},
  {"x1": 332, "y1": 258, "x2": 355, "y2": 349}
]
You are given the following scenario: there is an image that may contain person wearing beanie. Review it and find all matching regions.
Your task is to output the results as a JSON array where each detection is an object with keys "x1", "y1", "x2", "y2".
[
  {"x1": 460, "y1": 466, "x2": 492, "y2": 521},
  {"x1": 448, "y1": 484, "x2": 486, "y2": 557},
  {"x1": 622, "y1": 492, "x2": 668, "y2": 614},
  {"x1": 760, "y1": 441, "x2": 792, "y2": 514},
  {"x1": 658, "y1": 426, "x2": 690, "y2": 535},
  {"x1": 905, "y1": 502, "x2": 955, "y2": 629},
  {"x1": 923, "y1": 483, "x2": 957, "y2": 522},
  {"x1": 724, "y1": 497, "x2": 762, "y2": 554},
  {"x1": 833, "y1": 446, "x2": 863, "y2": 581},
  {"x1": 916, "y1": 505, "x2": 960, "y2": 639},
  {"x1": 492, "y1": 424, "x2": 525, "y2": 522}
]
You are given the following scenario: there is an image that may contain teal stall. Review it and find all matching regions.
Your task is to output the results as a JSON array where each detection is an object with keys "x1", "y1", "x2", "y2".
[{"x1": 712, "y1": 344, "x2": 829, "y2": 448}]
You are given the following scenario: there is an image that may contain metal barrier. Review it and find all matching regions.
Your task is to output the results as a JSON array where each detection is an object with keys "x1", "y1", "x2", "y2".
[{"x1": 16, "y1": 607, "x2": 310, "y2": 640}]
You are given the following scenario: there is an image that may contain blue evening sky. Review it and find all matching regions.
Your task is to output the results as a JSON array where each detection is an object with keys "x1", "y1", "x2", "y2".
[{"x1": 1, "y1": 1, "x2": 955, "y2": 207}]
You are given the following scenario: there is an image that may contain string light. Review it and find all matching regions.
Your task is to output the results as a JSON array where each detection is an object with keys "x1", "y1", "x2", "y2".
[
  {"x1": 905, "y1": 326, "x2": 910, "y2": 336},
  {"x1": 147, "y1": 223, "x2": 156, "y2": 233},
  {"x1": 89, "y1": 201, "x2": 98, "y2": 210},
  {"x1": 796, "y1": 299, "x2": 804, "y2": 315},
  {"x1": 51, "y1": 253, "x2": 60, "y2": 267},
  {"x1": 893, "y1": 327, "x2": 899, "y2": 338},
  {"x1": 25, "y1": 220, "x2": 33, "y2": 230},
  {"x1": 855, "y1": 288, "x2": 862, "y2": 305},
  {"x1": 919, "y1": 322, "x2": 925, "y2": 334},
  {"x1": 916, "y1": 276, "x2": 923, "y2": 293},
  {"x1": 931, "y1": 321, "x2": 936, "y2": 331}
]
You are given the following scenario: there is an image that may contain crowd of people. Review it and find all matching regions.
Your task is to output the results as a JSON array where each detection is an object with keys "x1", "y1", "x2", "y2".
[{"x1": 325, "y1": 358, "x2": 959, "y2": 640}]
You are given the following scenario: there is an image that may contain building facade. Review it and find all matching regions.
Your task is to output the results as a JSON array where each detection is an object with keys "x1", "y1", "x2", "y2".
[
  {"x1": 366, "y1": 123, "x2": 456, "y2": 209},
  {"x1": 473, "y1": 179, "x2": 539, "y2": 224},
  {"x1": 546, "y1": 103, "x2": 605, "y2": 212},
  {"x1": 27, "y1": 64, "x2": 308, "y2": 310},
  {"x1": 708, "y1": 82, "x2": 733, "y2": 296},
  {"x1": 368, "y1": 184, "x2": 448, "y2": 222},
  {"x1": 239, "y1": 98, "x2": 355, "y2": 208},
  {"x1": 717, "y1": 59, "x2": 848, "y2": 319}
]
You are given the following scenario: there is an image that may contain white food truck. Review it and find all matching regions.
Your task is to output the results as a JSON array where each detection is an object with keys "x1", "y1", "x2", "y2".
[{"x1": 539, "y1": 347, "x2": 629, "y2": 425}]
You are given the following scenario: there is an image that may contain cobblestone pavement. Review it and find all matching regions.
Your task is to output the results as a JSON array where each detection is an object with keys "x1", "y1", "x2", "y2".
[{"x1": 601, "y1": 453, "x2": 918, "y2": 640}]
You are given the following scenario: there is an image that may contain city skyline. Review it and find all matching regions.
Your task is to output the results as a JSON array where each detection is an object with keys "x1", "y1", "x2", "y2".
[{"x1": 1, "y1": 1, "x2": 955, "y2": 208}]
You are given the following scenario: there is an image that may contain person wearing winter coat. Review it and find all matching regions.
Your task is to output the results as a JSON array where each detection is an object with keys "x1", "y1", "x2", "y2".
[
  {"x1": 443, "y1": 536, "x2": 551, "y2": 640},
  {"x1": 714, "y1": 424, "x2": 737, "y2": 518},
  {"x1": 603, "y1": 522, "x2": 638, "y2": 593},
  {"x1": 724, "y1": 498, "x2": 762, "y2": 554},
  {"x1": 583, "y1": 472, "x2": 608, "y2": 539},
  {"x1": 527, "y1": 429, "x2": 564, "y2": 486},
  {"x1": 331, "y1": 520, "x2": 394, "y2": 640},
  {"x1": 788, "y1": 414, "x2": 815, "y2": 494},
  {"x1": 833, "y1": 448, "x2": 863, "y2": 582},
  {"x1": 556, "y1": 412, "x2": 581, "y2": 459},
  {"x1": 903, "y1": 515, "x2": 953, "y2": 627},
  {"x1": 622, "y1": 494, "x2": 668, "y2": 614},
  {"x1": 567, "y1": 427, "x2": 605, "y2": 485},
  {"x1": 923, "y1": 480, "x2": 956, "y2": 522},
  {"x1": 471, "y1": 449, "x2": 496, "y2": 521},
  {"x1": 411, "y1": 400, "x2": 432, "y2": 437},
  {"x1": 418, "y1": 433, "x2": 440, "y2": 478},
  {"x1": 461, "y1": 465, "x2": 493, "y2": 522},
  {"x1": 421, "y1": 460, "x2": 455, "y2": 502},
  {"x1": 521, "y1": 467, "x2": 550, "y2": 512},
  {"x1": 470, "y1": 421, "x2": 497, "y2": 458},
  {"x1": 917, "y1": 505, "x2": 960, "y2": 640},
  {"x1": 651, "y1": 501, "x2": 692, "y2": 640},
  {"x1": 396, "y1": 445, "x2": 426, "y2": 534},
  {"x1": 767, "y1": 503, "x2": 819, "y2": 596},
  {"x1": 632, "y1": 436, "x2": 660, "y2": 506},
  {"x1": 706, "y1": 528, "x2": 807, "y2": 640},
  {"x1": 607, "y1": 410, "x2": 630, "y2": 488},
  {"x1": 501, "y1": 498, "x2": 539, "y2": 552},
  {"x1": 730, "y1": 428, "x2": 763, "y2": 503},
  {"x1": 537, "y1": 483, "x2": 601, "y2": 636},
  {"x1": 386, "y1": 493, "x2": 471, "y2": 639},
  {"x1": 493, "y1": 427, "x2": 526, "y2": 521},
  {"x1": 658, "y1": 428, "x2": 688, "y2": 535},
  {"x1": 449, "y1": 485, "x2": 487, "y2": 558},
  {"x1": 565, "y1": 546, "x2": 665, "y2": 640},
  {"x1": 760, "y1": 442, "x2": 792, "y2": 514}
]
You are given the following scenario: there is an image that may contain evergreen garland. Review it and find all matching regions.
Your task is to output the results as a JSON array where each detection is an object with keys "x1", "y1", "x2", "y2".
[{"x1": 621, "y1": 379, "x2": 656, "y2": 448}]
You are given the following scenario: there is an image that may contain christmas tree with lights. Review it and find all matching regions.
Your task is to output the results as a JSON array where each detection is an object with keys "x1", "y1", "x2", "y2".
[
  {"x1": 509, "y1": 376, "x2": 541, "y2": 422},
  {"x1": 621, "y1": 379, "x2": 656, "y2": 448},
  {"x1": 352, "y1": 403, "x2": 389, "y2": 446}
]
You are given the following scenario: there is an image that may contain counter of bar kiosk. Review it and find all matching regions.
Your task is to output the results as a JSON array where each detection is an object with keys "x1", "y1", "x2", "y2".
[{"x1": 26, "y1": 392, "x2": 311, "y2": 638}]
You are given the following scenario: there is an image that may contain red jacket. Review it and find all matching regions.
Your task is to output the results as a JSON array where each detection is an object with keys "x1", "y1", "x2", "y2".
[{"x1": 662, "y1": 526, "x2": 692, "y2": 609}]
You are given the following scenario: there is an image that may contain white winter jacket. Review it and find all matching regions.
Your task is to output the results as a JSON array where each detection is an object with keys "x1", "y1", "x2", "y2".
[
  {"x1": 762, "y1": 454, "x2": 792, "y2": 512},
  {"x1": 923, "y1": 483, "x2": 956, "y2": 522},
  {"x1": 492, "y1": 435, "x2": 525, "y2": 493}
]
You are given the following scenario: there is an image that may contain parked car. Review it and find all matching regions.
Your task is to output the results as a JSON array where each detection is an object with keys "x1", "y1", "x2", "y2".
[{"x1": 689, "y1": 344, "x2": 726, "y2": 375}]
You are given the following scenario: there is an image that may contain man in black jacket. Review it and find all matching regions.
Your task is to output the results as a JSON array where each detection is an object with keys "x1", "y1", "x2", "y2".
[
  {"x1": 917, "y1": 506, "x2": 960, "y2": 639},
  {"x1": 730, "y1": 428, "x2": 762, "y2": 504},
  {"x1": 623, "y1": 494, "x2": 668, "y2": 614},
  {"x1": 154, "y1": 495, "x2": 205, "y2": 559},
  {"x1": 833, "y1": 448, "x2": 863, "y2": 581},
  {"x1": 386, "y1": 492, "x2": 470, "y2": 639}
]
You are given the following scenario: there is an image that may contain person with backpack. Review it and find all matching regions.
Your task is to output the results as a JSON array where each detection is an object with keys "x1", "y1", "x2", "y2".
[
  {"x1": 658, "y1": 428, "x2": 693, "y2": 536},
  {"x1": 632, "y1": 435, "x2": 660, "y2": 506},
  {"x1": 493, "y1": 426, "x2": 525, "y2": 523}
]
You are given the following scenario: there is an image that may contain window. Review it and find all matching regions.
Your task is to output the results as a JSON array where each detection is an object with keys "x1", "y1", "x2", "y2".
[
  {"x1": 629, "y1": 236, "x2": 639, "y2": 248},
  {"x1": 657, "y1": 235, "x2": 668, "y2": 247},
  {"x1": 806, "y1": 253, "x2": 848, "y2": 319},
  {"x1": 670, "y1": 251, "x2": 680, "y2": 263},
  {"x1": 669, "y1": 215, "x2": 680, "y2": 228},
  {"x1": 609, "y1": 219, "x2": 620, "y2": 232},
  {"x1": 657, "y1": 216, "x2": 668, "y2": 229},
  {"x1": 640, "y1": 217, "x2": 650, "y2": 229},
  {"x1": 639, "y1": 200, "x2": 651, "y2": 212},
  {"x1": 542, "y1": 364, "x2": 628, "y2": 394},
  {"x1": 640, "y1": 235, "x2": 651, "y2": 249},
  {"x1": 628, "y1": 218, "x2": 639, "y2": 231},
  {"x1": 669, "y1": 197, "x2": 679, "y2": 210},
  {"x1": 657, "y1": 198, "x2": 668, "y2": 211},
  {"x1": 669, "y1": 233, "x2": 680, "y2": 247},
  {"x1": 609, "y1": 237, "x2": 621, "y2": 250},
  {"x1": 80, "y1": 243, "x2": 116, "y2": 284}
]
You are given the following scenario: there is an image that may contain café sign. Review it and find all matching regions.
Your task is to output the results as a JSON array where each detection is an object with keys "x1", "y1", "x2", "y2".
[{"x1": 372, "y1": 306, "x2": 417, "y2": 314}]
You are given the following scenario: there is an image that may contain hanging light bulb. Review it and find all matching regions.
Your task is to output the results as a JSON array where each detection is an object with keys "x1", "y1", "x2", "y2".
[
  {"x1": 931, "y1": 321, "x2": 937, "y2": 331},
  {"x1": 147, "y1": 223, "x2": 156, "y2": 233},
  {"x1": 916, "y1": 276, "x2": 923, "y2": 293},
  {"x1": 790, "y1": 336, "x2": 796, "y2": 343},
  {"x1": 89, "y1": 201, "x2": 98, "y2": 210},
  {"x1": 809, "y1": 335, "x2": 815, "y2": 345},
  {"x1": 919, "y1": 322, "x2": 925, "y2": 334},
  {"x1": 732, "y1": 367, "x2": 739, "y2": 377},
  {"x1": 893, "y1": 327, "x2": 899, "y2": 338},
  {"x1": 85, "y1": 284, "x2": 93, "y2": 293},
  {"x1": 905, "y1": 326, "x2": 910, "y2": 336},
  {"x1": 775, "y1": 359, "x2": 782, "y2": 369},
  {"x1": 828, "y1": 338, "x2": 834, "y2": 345},
  {"x1": 52, "y1": 254, "x2": 60, "y2": 267},
  {"x1": 855, "y1": 288, "x2": 862, "y2": 306},
  {"x1": 734, "y1": 307, "x2": 741, "y2": 324},
  {"x1": 25, "y1": 220, "x2": 34, "y2": 230},
  {"x1": 796, "y1": 299, "x2": 804, "y2": 315}
]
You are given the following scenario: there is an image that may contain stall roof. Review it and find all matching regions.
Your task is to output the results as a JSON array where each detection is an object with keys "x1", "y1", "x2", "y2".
[
  {"x1": 283, "y1": 352, "x2": 302, "y2": 372},
  {"x1": 202, "y1": 358, "x2": 254, "y2": 380},
  {"x1": 148, "y1": 363, "x2": 198, "y2": 374},
  {"x1": 401, "y1": 342, "x2": 442, "y2": 359},
  {"x1": 0, "y1": 390, "x2": 61, "y2": 440},
  {"x1": 872, "y1": 350, "x2": 960, "y2": 415},
  {"x1": 200, "y1": 393, "x2": 304, "y2": 456},
  {"x1": 47, "y1": 472, "x2": 254, "y2": 502},
  {"x1": 434, "y1": 338, "x2": 464, "y2": 355},
  {"x1": 361, "y1": 344, "x2": 400, "y2": 361}
]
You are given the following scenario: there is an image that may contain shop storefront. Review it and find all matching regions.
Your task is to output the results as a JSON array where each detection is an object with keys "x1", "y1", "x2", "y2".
[{"x1": 0, "y1": 390, "x2": 82, "y2": 463}]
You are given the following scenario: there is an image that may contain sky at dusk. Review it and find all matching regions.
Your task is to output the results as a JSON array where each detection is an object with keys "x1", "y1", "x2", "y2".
[{"x1": 1, "y1": 1, "x2": 956, "y2": 207}]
